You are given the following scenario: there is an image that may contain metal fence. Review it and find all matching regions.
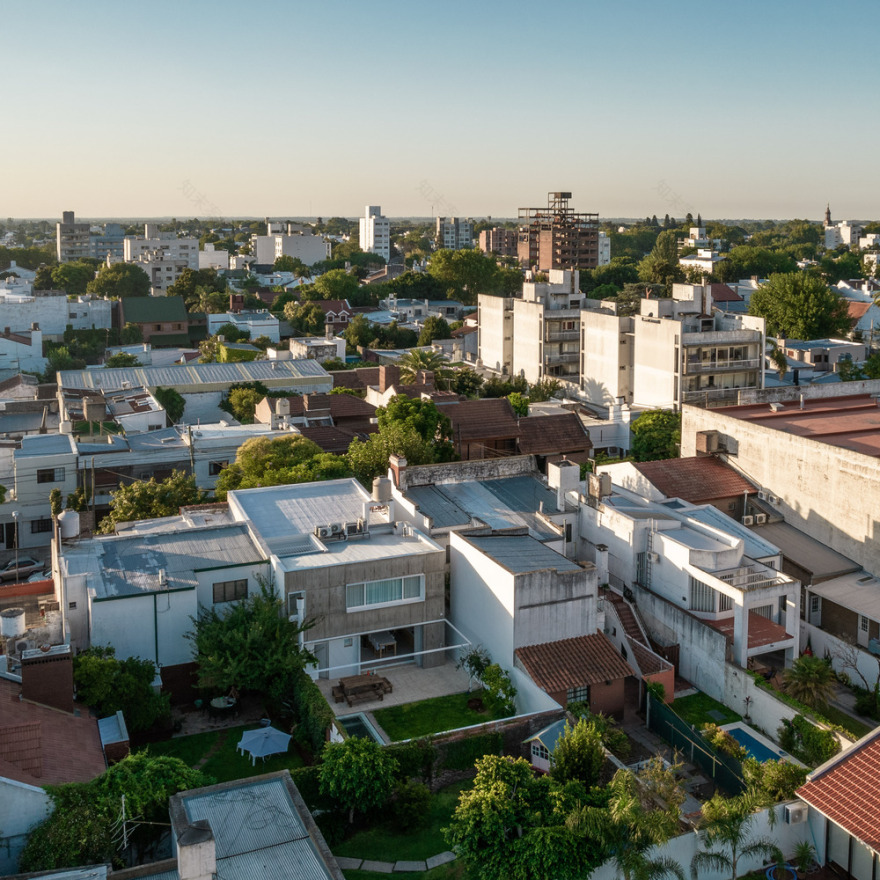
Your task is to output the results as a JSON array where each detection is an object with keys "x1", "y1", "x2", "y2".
[{"x1": 647, "y1": 693, "x2": 745, "y2": 795}]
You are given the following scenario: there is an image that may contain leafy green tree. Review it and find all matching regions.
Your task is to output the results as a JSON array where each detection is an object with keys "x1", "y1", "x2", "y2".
[
  {"x1": 630, "y1": 410, "x2": 681, "y2": 461},
  {"x1": 449, "y1": 368, "x2": 484, "y2": 397},
  {"x1": 507, "y1": 392, "x2": 529, "y2": 417},
  {"x1": 306, "y1": 268, "x2": 360, "y2": 302},
  {"x1": 19, "y1": 753, "x2": 207, "y2": 872},
  {"x1": 782, "y1": 655, "x2": 836, "y2": 709},
  {"x1": 87, "y1": 262, "x2": 151, "y2": 298},
  {"x1": 48, "y1": 260, "x2": 99, "y2": 296},
  {"x1": 43, "y1": 345, "x2": 79, "y2": 380},
  {"x1": 395, "y1": 348, "x2": 453, "y2": 385},
  {"x1": 691, "y1": 792, "x2": 783, "y2": 880},
  {"x1": 638, "y1": 231, "x2": 684, "y2": 290},
  {"x1": 284, "y1": 300, "x2": 326, "y2": 336},
  {"x1": 153, "y1": 386, "x2": 185, "y2": 423},
  {"x1": 385, "y1": 270, "x2": 445, "y2": 299},
  {"x1": 344, "y1": 312, "x2": 374, "y2": 351},
  {"x1": 223, "y1": 386, "x2": 263, "y2": 423},
  {"x1": 749, "y1": 273, "x2": 852, "y2": 339},
  {"x1": 417, "y1": 315, "x2": 452, "y2": 345},
  {"x1": 528, "y1": 377, "x2": 561, "y2": 402},
  {"x1": 120, "y1": 322, "x2": 143, "y2": 344},
  {"x1": 742, "y1": 758, "x2": 807, "y2": 804},
  {"x1": 216, "y1": 322, "x2": 250, "y2": 342},
  {"x1": 428, "y1": 248, "x2": 505, "y2": 304},
  {"x1": 715, "y1": 246, "x2": 797, "y2": 282},
  {"x1": 187, "y1": 581, "x2": 314, "y2": 702},
  {"x1": 273, "y1": 254, "x2": 300, "y2": 272},
  {"x1": 377, "y1": 395, "x2": 453, "y2": 448},
  {"x1": 580, "y1": 256, "x2": 641, "y2": 293},
  {"x1": 319, "y1": 737, "x2": 399, "y2": 823},
  {"x1": 104, "y1": 351, "x2": 141, "y2": 368},
  {"x1": 549, "y1": 719, "x2": 605, "y2": 787},
  {"x1": 818, "y1": 250, "x2": 864, "y2": 284},
  {"x1": 347, "y1": 423, "x2": 435, "y2": 486},
  {"x1": 483, "y1": 374, "x2": 529, "y2": 398},
  {"x1": 166, "y1": 267, "x2": 226, "y2": 308},
  {"x1": 98, "y1": 470, "x2": 205, "y2": 533},
  {"x1": 215, "y1": 434, "x2": 349, "y2": 499},
  {"x1": 73, "y1": 646, "x2": 170, "y2": 732}
]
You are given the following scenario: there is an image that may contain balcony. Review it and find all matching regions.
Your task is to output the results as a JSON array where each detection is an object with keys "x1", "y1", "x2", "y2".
[
  {"x1": 683, "y1": 358, "x2": 761, "y2": 374},
  {"x1": 681, "y1": 388, "x2": 748, "y2": 406},
  {"x1": 544, "y1": 351, "x2": 580, "y2": 364},
  {"x1": 545, "y1": 329, "x2": 580, "y2": 342}
]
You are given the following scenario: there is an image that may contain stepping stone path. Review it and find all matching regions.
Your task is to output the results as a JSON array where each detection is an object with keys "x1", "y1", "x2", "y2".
[{"x1": 333, "y1": 852, "x2": 457, "y2": 873}]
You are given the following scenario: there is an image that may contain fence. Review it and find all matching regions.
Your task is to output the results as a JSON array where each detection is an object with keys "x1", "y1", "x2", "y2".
[{"x1": 647, "y1": 692, "x2": 745, "y2": 794}]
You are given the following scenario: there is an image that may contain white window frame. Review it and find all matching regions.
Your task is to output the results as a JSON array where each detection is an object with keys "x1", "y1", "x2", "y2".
[{"x1": 345, "y1": 574, "x2": 424, "y2": 612}]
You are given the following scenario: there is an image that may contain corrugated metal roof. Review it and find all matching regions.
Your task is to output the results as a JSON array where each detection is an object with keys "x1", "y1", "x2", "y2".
[
  {"x1": 406, "y1": 485, "x2": 471, "y2": 529},
  {"x1": 463, "y1": 534, "x2": 580, "y2": 573},
  {"x1": 811, "y1": 570, "x2": 880, "y2": 619}
]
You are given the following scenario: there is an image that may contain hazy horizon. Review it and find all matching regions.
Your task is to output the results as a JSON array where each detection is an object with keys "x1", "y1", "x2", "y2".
[{"x1": 4, "y1": 0, "x2": 876, "y2": 221}]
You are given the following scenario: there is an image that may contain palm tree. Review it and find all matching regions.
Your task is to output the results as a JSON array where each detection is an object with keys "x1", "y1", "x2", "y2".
[
  {"x1": 576, "y1": 769, "x2": 686, "y2": 880},
  {"x1": 395, "y1": 348, "x2": 453, "y2": 386},
  {"x1": 691, "y1": 792, "x2": 783, "y2": 880},
  {"x1": 783, "y1": 655, "x2": 836, "y2": 709}
]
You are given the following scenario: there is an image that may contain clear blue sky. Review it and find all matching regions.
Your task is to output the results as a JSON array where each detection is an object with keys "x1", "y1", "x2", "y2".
[{"x1": 4, "y1": 0, "x2": 877, "y2": 221}]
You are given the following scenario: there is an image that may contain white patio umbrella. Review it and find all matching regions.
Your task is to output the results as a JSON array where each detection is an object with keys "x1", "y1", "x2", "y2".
[{"x1": 237, "y1": 726, "x2": 292, "y2": 766}]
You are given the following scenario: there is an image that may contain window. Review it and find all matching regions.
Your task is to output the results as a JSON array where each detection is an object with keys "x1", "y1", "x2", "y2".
[
  {"x1": 567, "y1": 684, "x2": 590, "y2": 703},
  {"x1": 689, "y1": 577, "x2": 715, "y2": 612},
  {"x1": 68, "y1": 601, "x2": 77, "y2": 610},
  {"x1": 37, "y1": 468, "x2": 63, "y2": 483},
  {"x1": 719, "y1": 594, "x2": 734, "y2": 612},
  {"x1": 531, "y1": 742, "x2": 549, "y2": 761},
  {"x1": 209, "y1": 460, "x2": 229, "y2": 477},
  {"x1": 31, "y1": 518, "x2": 52, "y2": 534},
  {"x1": 213, "y1": 579, "x2": 248, "y2": 604},
  {"x1": 345, "y1": 574, "x2": 424, "y2": 611},
  {"x1": 860, "y1": 615, "x2": 870, "y2": 633},
  {"x1": 636, "y1": 552, "x2": 647, "y2": 586},
  {"x1": 565, "y1": 523, "x2": 572, "y2": 543},
  {"x1": 810, "y1": 596, "x2": 820, "y2": 615}
]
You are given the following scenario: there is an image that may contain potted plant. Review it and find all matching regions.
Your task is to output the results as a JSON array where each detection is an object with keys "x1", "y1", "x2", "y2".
[{"x1": 793, "y1": 840, "x2": 816, "y2": 879}]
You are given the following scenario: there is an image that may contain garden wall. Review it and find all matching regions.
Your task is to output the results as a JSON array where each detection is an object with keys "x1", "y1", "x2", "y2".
[{"x1": 803, "y1": 622, "x2": 880, "y2": 690}]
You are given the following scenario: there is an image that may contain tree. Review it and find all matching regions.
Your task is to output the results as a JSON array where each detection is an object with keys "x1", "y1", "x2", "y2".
[
  {"x1": 691, "y1": 792, "x2": 783, "y2": 880},
  {"x1": 549, "y1": 719, "x2": 605, "y2": 787},
  {"x1": 630, "y1": 409, "x2": 681, "y2": 461},
  {"x1": 87, "y1": 262, "x2": 151, "y2": 298},
  {"x1": 284, "y1": 300, "x2": 326, "y2": 336},
  {"x1": 166, "y1": 267, "x2": 226, "y2": 308},
  {"x1": 187, "y1": 581, "x2": 314, "y2": 703},
  {"x1": 715, "y1": 246, "x2": 797, "y2": 283},
  {"x1": 73, "y1": 646, "x2": 170, "y2": 732},
  {"x1": 449, "y1": 368, "x2": 484, "y2": 397},
  {"x1": 507, "y1": 392, "x2": 529, "y2": 417},
  {"x1": 104, "y1": 352, "x2": 141, "y2": 368},
  {"x1": 528, "y1": 377, "x2": 561, "y2": 402},
  {"x1": 428, "y1": 248, "x2": 506, "y2": 304},
  {"x1": 782, "y1": 655, "x2": 836, "y2": 709},
  {"x1": 417, "y1": 315, "x2": 452, "y2": 346},
  {"x1": 831, "y1": 636, "x2": 880, "y2": 717},
  {"x1": 749, "y1": 273, "x2": 853, "y2": 339},
  {"x1": 307, "y1": 268, "x2": 360, "y2": 302},
  {"x1": 344, "y1": 313, "x2": 374, "y2": 351},
  {"x1": 377, "y1": 395, "x2": 453, "y2": 449},
  {"x1": 215, "y1": 434, "x2": 349, "y2": 499},
  {"x1": 46, "y1": 260, "x2": 98, "y2": 296},
  {"x1": 153, "y1": 386, "x2": 185, "y2": 423},
  {"x1": 638, "y1": 231, "x2": 684, "y2": 290},
  {"x1": 274, "y1": 254, "x2": 300, "y2": 272},
  {"x1": 395, "y1": 348, "x2": 453, "y2": 385},
  {"x1": 347, "y1": 423, "x2": 436, "y2": 486},
  {"x1": 98, "y1": 470, "x2": 205, "y2": 534},
  {"x1": 319, "y1": 737, "x2": 399, "y2": 824},
  {"x1": 216, "y1": 322, "x2": 250, "y2": 343},
  {"x1": 223, "y1": 386, "x2": 263, "y2": 423}
]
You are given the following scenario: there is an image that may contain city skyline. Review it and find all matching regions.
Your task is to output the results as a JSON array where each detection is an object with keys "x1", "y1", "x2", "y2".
[{"x1": 4, "y1": 0, "x2": 877, "y2": 220}]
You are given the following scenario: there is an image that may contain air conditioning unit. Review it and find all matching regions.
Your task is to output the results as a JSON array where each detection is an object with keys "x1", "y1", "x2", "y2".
[
  {"x1": 757, "y1": 489, "x2": 768, "y2": 501},
  {"x1": 648, "y1": 552, "x2": 660, "y2": 563},
  {"x1": 742, "y1": 516, "x2": 754, "y2": 526},
  {"x1": 755, "y1": 514, "x2": 767, "y2": 525},
  {"x1": 785, "y1": 803, "x2": 807, "y2": 824},
  {"x1": 329, "y1": 523, "x2": 345, "y2": 535},
  {"x1": 314, "y1": 526, "x2": 332, "y2": 538}
]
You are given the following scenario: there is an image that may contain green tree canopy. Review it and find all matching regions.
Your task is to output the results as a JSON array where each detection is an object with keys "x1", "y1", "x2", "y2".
[
  {"x1": 98, "y1": 470, "x2": 205, "y2": 533},
  {"x1": 549, "y1": 719, "x2": 605, "y2": 787},
  {"x1": 307, "y1": 268, "x2": 360, "y2": 302},
  {"x1": 748, "y1": 273, "x2": 853, "y2": 339},
  {"x1": 428, "y1": 248, "x2": 508, "y2": 303},
  {"x1": 638, "y1": 231, "x2": 684, "y2": 290},
  {"x1": 214, "y1": 434, "x2": 349, "y2": 499},
  {"x1": 630, "y1": 409, "x2": 681, "y2": 461},
  {"x1": 377, "y1": 395, "x2": 453, "y2": 448},
  {"x1": 417, "y1": 315, "x2": 453, "y2": 346},
  {"x1": 35, "y1": 260, "x2": 99, "y2": 296},
  {"x1": 347, "y1": 423, "x2": 436, "y2": 486},
  {"x1": 166, "y1": 267, "x2": 227, "y2": 308},
  {"x1": 104, "y1": 351, "x2": 141, "y2": 368},
  {"x1": 284, "y1": 300, "x2": 326, "y2": 336},
  {"x1": 449, "y1": 367, "x2": 484, "y2": 397},
  {"x1": 319, "y1": 737, "x2": 399, "y2": 823},
  {"x1": 87, "y1": 262, "x2": 151, "y2": 298},
  {"x1": 782, "y1": 655, "x2": 836, "y2": 709},
  {"x1": 715, "y1": 246, "x2": 797, "y2": 282},
  {"x1": 153, "y1": 386, "x2": 185, "y2": 423},
  {"x1": 186, "y1": 581, "x2": 314, "y2": 702},
  {"x1": 395, "y1": 348, "x2": 453, "y2": 385}
]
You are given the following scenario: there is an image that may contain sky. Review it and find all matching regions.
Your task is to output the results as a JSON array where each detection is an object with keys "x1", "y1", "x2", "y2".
[{"x1": 3, "y1": 0, "x2": 878, "y2": 221}]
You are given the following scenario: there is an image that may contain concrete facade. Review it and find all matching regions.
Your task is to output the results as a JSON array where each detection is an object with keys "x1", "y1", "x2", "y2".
[
  {"x1": 252, "y1": 233, "x2": 331, "y2": 266},
  {"x1": 359, "y1": 206, "x2": 391, "y2": 262}
]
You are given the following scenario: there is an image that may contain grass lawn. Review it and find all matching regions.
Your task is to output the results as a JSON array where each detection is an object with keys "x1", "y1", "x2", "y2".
[
  {"x1": 140, "y1": 724, "x2": 305, "y2": 784},
  {"x1": 822, "y1": 704, "x2": 875, "y2": 740},
  {"x1": 344, "y1": 864, "x2": 467, "y2": 880},
  {"x1": 672, "y1": 692, "x2": 741, "y2": 728},
  {"x1": 335, "y1": 781, "x2": 470, "y2": 863},
  {"x1": 373, "y1": 690, "x2": 507, "y2": 741}
]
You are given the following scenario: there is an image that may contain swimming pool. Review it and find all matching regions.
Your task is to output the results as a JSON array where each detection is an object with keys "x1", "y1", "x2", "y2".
[
  {"x1": 337, "y1": 712, "x2": 384, "y2": 743},
  {"x1": 720, "y1": 722, "x2": 804, "y2": 766}
]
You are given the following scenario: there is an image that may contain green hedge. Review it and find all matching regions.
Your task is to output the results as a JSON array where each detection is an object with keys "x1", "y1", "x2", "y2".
[
  {"x1": 386, "y1": 739, "x2": 436, "y2": 781},
  {"x1": 288, "y1": 670, "x2": 335, "y2": 754},
  {"x1": 439, "y1": 732, "x2": 503, "y2": 771},
  {"x1": 290, "y1": 765, "x2": 334, "y2": 811},
  {"x1": 778, "y1": 714, "x2": 840, "y2": 767}
]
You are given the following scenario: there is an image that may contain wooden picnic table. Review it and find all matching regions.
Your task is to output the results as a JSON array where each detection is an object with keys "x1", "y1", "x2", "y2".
[{"x1": 333, "y1": 674, "x2": 393, "y2": 707}]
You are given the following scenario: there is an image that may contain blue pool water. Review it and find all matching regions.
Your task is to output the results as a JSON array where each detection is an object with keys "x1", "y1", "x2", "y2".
[
  {"x1": 337, "y1": 713, "x2": 383, "y2": 743},
  {"x1": 727, "y1": 727, "x2": 780, "y2": 763}
]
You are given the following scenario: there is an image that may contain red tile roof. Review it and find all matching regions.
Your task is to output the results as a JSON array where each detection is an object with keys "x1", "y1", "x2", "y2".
[
  {"x1": 705, "y1": 611, "x2": 794, "y2": 650},
  {"x1": 848, "y1": 301, "x2": 872, "y2": 320},
  {"x1": 517, "y1": 414, "x2": 591, "y2": 455},
  {"x1": 515, "y1": 633, "x2": 634, "y2": 693},
  {"x1": 798, "y1": 727, "x2": 880, "y2": 852},
  {"x1": 708, "y1": 283, "x2": 743, "y2": 303},
  {"x1": 298, "y1": 425, "x2": 376, "y2": 454},
  {"x1": 330, "y1": 367, "x2": 381, "y2": 391},
  {"x1": 632, "y1": 457, "x2": 756, "y2": 502},
  {"x1": 314, "y1": 299, "x2": 352, "y2": 315},
  {"x1": 445, "y1": 398, "x2": 519, "y2": 442},
  {"x1": 0, "y1": 678, "x2": 106, "y2": 786}
]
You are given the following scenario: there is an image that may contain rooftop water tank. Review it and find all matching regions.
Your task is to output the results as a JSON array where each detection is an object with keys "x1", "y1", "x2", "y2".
[
  {"x1": 0, "y1": 607, "x2": 26, "y2": 640},
  {"x1": 58, "y1": 509, "x2": 80, "y2": 540}
]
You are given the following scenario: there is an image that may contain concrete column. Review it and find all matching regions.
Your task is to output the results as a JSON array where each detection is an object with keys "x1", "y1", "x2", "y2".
[{"x1": 733, "y1": 598, "x2": 749, "y2": 669}]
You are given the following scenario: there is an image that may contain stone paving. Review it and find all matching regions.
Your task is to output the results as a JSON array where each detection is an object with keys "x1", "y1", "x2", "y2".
[{"x1": 335, "y1": 853, "x2": 457, "y2": 873}]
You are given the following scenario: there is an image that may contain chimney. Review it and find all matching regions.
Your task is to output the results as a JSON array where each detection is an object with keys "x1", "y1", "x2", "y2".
[
  {"x1": 21, "y1": 645, "x2": 75, "y2": 714},
  {"x1": 595, "y1": 544, "x2": 609, "y2": 586},
  {"x1": 547, "y1": 458, "x2": 580, "y2": 511},
  {"x1": 31, "y1": 322, "x2": 39, "y2": 331},
  {"x1": 177, "y1": 820, "x2": 216, "y2": 880},
  {"x1": 388, "y1": 453, "x2": 407, "y2": 489},
  {"x1": 378, "y1": 364, "x2": 400, "y2": 392}
]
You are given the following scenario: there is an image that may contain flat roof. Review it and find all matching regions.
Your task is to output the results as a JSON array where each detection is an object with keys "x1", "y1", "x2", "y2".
[
  {"x1": 707, "y1": 394, "x2": 880, "y2": 458},
  {"x1": 811, "y1": 570, "x2": 880, "y2": 620},
  {"x1": 462, "y1": 533, "x2": 582, "y2": 574},
  {"x1": 687, "y1": 506, "x2": 781, "y2": 559},
  {"x1": 15, "y1": 433, "x2": 77, "y2": 457},
  {"x1": 749, "y1": 521, "x2": 858, "y2": 581}
]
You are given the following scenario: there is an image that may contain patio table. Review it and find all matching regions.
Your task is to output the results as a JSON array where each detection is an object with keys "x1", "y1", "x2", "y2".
[{"x1": 367, "y1": 630, "x2": 397, "y2": 658}]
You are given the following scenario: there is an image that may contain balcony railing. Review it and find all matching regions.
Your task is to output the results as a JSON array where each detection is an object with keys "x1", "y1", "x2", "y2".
[
  {"x1": 545, "y1": 330, "x2": 580, "y2": 342},
  {"x1": 545, "y1": 352, "x2": 580, "y2": 364},
  {"x1": 683, "y1": 358, "x2": 760, "y2": 374},
  {"x1": 681, "y1": 388, "x2": 747, "y2": 405}
]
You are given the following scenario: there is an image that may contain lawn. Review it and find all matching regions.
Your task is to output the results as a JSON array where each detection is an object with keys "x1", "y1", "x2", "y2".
[
  {"x1": 672, "y1": 692, "x2": 741, "y2": 728},
  {"x1": 821, "y1": 704, "x2": 875, "y2": 740},
  {"x1": 335, "y1": 781, "x2": 470, "y2": 863},
  {"x1": 140, "y1": 724, "x2": 305, "y2": 784},
  {"x1": 373, "y1": 690, "x2": 507, "y2": 742}
]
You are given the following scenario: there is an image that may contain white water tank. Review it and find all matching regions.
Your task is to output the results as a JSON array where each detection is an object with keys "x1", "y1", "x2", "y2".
[
  {"x1": 58, "y1": 509, "x2": 81, "y2": 539},
  {"x1": 59, "y1": 421, "x2": 73, "y2": 435},
  {"x1": 372, "y1": 476, "x2": 392, "y2": 503},
  {"x1": 0, "y1": 607, "x2": 26, "y2": 639}
]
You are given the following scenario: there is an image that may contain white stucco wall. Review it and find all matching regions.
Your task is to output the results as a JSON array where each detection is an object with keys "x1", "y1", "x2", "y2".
[{"x1": 0, "y1": 777, "x2": 52, "y2": 875}]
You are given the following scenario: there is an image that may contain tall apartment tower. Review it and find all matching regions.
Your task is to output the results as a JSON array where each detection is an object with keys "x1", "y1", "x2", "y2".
[
  {"x1": 517, "y1": 192, "x2": 600, "y2": 271},
  {"x1": 56, "y1": 211, "x2": 91, "y2": 263},
  {"x1": 359, "y1": 206, "x2": 391, "y2": 262},
  {"x1": 435, "y1": 217, "x2": 474, "y2": 250}
]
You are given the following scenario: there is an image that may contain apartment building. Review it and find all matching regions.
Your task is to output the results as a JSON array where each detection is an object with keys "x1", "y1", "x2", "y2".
[
  {"x1": 55, "y1": 211, "x2": 90, "y2": 263},
  {"x1": 478, "y1": 227, "x2": 518, "y2": 257},
  {"x1": 88, "y1": 223, "x2": 125, "y2": 262},
  {"x1": 0, "y1": 292, "x2": 111, "y2": 342},
  {"x1": 435, "y1": 217, "x2": 474, "y2": 250},
  {"x1": 123, "y1": 224, "x2": 199, "y2": 294},
  {"x1": 0, "y1": 325, "x2": 46, "y2": 375},
  {"x1": 359, "y1": 205, "x2": 391, "y2": 262},
  {"x1": 517, "y1": 192, "x2": 600, "y2": 271},
  {"x1": 251, "y1": 232, "x2": 331, "y2": 266}
]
